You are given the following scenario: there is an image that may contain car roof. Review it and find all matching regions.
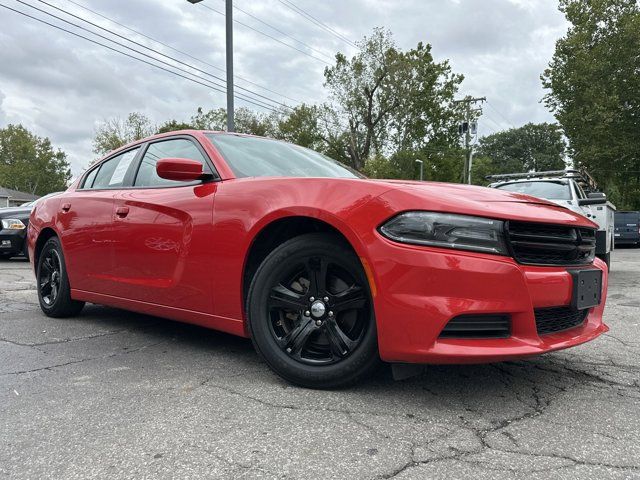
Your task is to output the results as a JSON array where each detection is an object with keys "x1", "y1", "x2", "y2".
[{"x1": 95, "y1": 130, "x2": 268, "y2": 165}]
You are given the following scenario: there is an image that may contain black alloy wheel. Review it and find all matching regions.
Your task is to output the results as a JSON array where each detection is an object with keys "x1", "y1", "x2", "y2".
[
  {"x1": 37, "y1": 237, "x2": 84, "y2": 317},
  {"x1": 268, "y1": 255, "x2": 368, "y2": 364},
  {"x1": 248, "y1": 233, "x2": 379, "y2": 388},
  {"x1": 39, "y1": 248, "x2": 62, "y2": 306}
]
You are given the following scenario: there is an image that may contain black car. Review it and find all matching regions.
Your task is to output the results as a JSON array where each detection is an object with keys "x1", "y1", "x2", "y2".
[
  {"x1": 0, "y1": 192, "x2": 61, "y2": 259},
  {"x1": 614, "y1": 211, "x2": 640, "y2": 246}
]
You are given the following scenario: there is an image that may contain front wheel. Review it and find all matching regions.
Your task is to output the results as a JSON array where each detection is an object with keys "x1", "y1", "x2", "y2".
[
  {"x1": 37, "y1": 237, "x2": 85, "y2": 317},
  {"x1": 247, "y1": 234, "x2": 379, "y2": 389}
]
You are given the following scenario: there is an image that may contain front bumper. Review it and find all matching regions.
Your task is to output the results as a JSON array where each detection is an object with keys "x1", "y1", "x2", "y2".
[
  {"x1": 0, "y1": 229, "x2": 27, "y2": 256},
  {"x1": 369, "y1": 235, "x2": 608, "y2": 364}
]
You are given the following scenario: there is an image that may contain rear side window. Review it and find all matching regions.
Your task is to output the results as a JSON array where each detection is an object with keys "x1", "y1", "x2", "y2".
[
  {"x1": 91, "y1": 148, "x2": 140, "y2": 189},
  {"x1": 134, "y1": 138, "x2": 208, "y2": 187},
  {"x1": 82, "y1": 167, "x2": 99, "y2": 189}
]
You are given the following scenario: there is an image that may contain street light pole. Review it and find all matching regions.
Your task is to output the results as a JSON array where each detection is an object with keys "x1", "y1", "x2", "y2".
[
  {"x1": 187, "y1": 0, "x2": 234, "y2": 132},
  {"x1": 415, "y1": 159, "x2": 423, "y2": 181},
  {"x1": 225, "y1": 0, "x2": 234, "y2": 132}
]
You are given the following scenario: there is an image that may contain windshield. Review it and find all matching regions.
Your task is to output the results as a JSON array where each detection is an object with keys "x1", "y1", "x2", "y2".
[
  {"x1": 206, "y1": 134, "x2": 363, "y2": 179},
  {"x1": 495, "y1": 181, "x2": 572, "y2": 200}
]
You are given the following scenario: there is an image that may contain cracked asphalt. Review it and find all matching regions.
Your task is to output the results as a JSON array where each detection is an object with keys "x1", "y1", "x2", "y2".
[{"x1": 1, "y1": 249, "x2": 639, "y2": 479}]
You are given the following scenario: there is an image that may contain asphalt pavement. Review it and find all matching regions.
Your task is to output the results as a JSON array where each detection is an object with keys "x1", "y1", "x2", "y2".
[{"x1": 1, "y1": 249, "x2": 639, "y2": 479}]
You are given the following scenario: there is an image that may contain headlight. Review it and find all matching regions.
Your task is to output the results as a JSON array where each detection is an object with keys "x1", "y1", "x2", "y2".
[
  {"x1": 379, "y1": 211, "x2": 508, "y2": 255},
  {"x1": 1, "y1": 219, "x2": 26, "y2": 230}
]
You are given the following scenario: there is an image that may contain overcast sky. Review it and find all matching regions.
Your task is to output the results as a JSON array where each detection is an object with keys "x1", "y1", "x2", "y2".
[{"x1": 0, "y1": 0, "x2": 568, "y2": 176}]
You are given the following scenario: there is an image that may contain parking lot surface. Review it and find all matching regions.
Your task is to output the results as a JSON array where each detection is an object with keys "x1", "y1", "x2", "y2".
[{"x1": 1, "y1": 249, "x2": 639, "y2": 479}]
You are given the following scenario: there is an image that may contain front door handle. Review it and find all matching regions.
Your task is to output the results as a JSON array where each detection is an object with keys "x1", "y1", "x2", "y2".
[
  {"x1": 61, "y1": 203, "x2": 71, "y2": 212},
  {"x1": 115, "y1": 206, "x2": 129, "y2": 218}
]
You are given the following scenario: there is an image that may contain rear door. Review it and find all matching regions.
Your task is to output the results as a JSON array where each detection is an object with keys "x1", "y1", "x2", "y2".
[
  {"x1": 60, "y1": 146, "x2": 141, "y2": 294},
  {"x1": 110, "y1": 136, "x2": 218, "y2": 313}
]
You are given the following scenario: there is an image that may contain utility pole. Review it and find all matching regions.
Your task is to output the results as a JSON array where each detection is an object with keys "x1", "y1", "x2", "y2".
[
  {"x1": 225, "y1": 0, "x2": 234, "y2": 132},
  {"x1": 187, "y1": 0, "x2": 234, "y2": 132},
  {"x1": 454, "y1": 96, "x2": 486, "y2": 184},
  {"x1": 415, "y1": 159, "x2": 424, "y2": 181}
]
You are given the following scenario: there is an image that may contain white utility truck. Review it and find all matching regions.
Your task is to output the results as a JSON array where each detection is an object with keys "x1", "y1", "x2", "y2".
[{"x1": 487, "y1": 169, "x2": 616, "y2": 269}]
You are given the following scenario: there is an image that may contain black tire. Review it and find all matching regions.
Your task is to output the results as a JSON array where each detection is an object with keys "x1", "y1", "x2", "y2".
[
  {"x1": 0, "y1": 253, "x2": 12, "y2": 260},
  {"x1": 247, "y1": 233, "x2": 380, "y2": 389},
  {"x1": 596, "y1": 252, "x2": 610, "y2": 271},
  {"x1": 22, "y1": 240, "x2": 29, "y2": 261},
  {"x1": 37, "y1": 236, "x2": 85, "y2": 318}
]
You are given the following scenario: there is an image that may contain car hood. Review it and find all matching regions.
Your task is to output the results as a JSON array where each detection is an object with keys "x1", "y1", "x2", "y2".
[
  {"x1": 0, "y1": 206, "x2": 32, "y2": 219},
  {"x1": 376, "y1": 180, "x2": 560, "y2": 205},
  {"x1": 373, "y1": 180, "x2": 597, "y2": 228}
]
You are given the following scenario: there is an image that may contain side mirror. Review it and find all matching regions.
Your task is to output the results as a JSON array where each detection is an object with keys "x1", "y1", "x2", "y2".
[
  {"x1": 587, "y1": 192, "x2": 606, "y2": 199},
  {"x1": 578, "y1": 193, "x2": 607, "y2": 206},
  {"x1": 156, "y1": 158, "x2": 211, "y2": 182}
]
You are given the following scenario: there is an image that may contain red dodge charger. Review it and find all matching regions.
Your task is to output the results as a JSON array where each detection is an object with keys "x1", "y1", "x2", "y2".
[{"x1": 28, "y1": 131, "x2": 608, "y2": 388}]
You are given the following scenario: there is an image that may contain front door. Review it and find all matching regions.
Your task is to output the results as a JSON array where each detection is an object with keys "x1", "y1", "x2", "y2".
[{"x1": 110, "y1": 137, "x2": 217, "y2": 314}]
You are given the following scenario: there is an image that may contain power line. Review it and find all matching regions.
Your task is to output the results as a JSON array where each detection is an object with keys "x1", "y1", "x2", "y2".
[
  {"x1": 198, "y1": 3, "x2": 331, "y2": 65},
  {"x1": 480, "y1": 113, "x2": 504, "y2": 134},
  {"x1": 276, "y1": 0, "x2": 357, "y2": 49},
  {"x1": 26, "y1": 0, "x2": 292, "y2": 111},
  {"x1": 217, "y1": 0, "x2": 333, "y2": 62},
  {"x1": 63, "y1": 0, "x2": 303, "y2": 104},
  {"x1": 0, "y1": 3, "x2": 281, "y2": 113},
  {"x1": 486, "y1": 101, "x2": 516, "y2": 129}
]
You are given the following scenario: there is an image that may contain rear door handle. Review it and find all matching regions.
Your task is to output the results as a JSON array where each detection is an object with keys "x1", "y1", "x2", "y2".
[
  {"x1": 61, "y1": 203, "x2": 71, "y2": 212},
  {"x1": 115, "y1": 206, "x2": 129, "y2": 218}
]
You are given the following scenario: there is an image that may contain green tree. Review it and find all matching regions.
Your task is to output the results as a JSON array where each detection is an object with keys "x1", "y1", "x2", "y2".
[
  {"x1": 191, "y1": 107, "x2": 275, "y2": 136},
  {"x1": 323, "y1": 28, "x2": 463, "y2": 171},
  {"x1": 0, "y1": 124, "x2": 71, "y2": 195},
  {"x1": 93, "y1": 112, "x2": 155, "y2": 156},
  {"x1": 274, "y1": 104, "x2": 325, "y2": 150},
  {"x1": 475, "y1": 123, "x2": 567, "y2": 182},
  {"x1": 541, "y1": 0, "x2": 640, "y2": 208},
  {"x1": 156, "y1": 119, "x2": 193, "y2": 134}
]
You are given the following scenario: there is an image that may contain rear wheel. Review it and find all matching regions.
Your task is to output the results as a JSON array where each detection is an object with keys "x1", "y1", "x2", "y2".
[
  {"x1": 247, "y1": 234, "x2": 379, "y2": 388},
  {"x1": 0, "y1": 253, "x2": 12, "y2": 260},
  {"x1": 37, "y1": 237, "x2": 85, "y2": 317}
]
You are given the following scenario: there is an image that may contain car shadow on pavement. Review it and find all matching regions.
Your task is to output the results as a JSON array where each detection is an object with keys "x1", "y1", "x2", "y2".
[{"x1": 76, "y1": 303, "x2": 627, "y2": 403}]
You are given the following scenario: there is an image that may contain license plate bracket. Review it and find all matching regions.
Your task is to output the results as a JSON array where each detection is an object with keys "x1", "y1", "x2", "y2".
[{"x1": 569, "y1": 269, "x2": 602, "y2": 310}]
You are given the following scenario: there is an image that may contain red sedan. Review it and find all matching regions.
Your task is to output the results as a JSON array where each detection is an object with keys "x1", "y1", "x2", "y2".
[{"x1": 28, "y1": 131, "x2": 608, "y2": 388}]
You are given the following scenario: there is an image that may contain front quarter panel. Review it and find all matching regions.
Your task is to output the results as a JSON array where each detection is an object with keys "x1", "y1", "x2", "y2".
[{"x1": 209, "y1": 177, "x2": 394, "y2": 322}]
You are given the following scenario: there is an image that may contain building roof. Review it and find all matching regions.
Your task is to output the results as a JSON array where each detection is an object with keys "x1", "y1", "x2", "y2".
[{"x1": 0, "y1": 187, "x2": 40, "y2": 201}]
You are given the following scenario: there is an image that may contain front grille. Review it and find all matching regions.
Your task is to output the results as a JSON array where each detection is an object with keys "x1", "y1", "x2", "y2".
[
  {"x1": 439, "y1": 314, "x2": 510, "y2": 339},
  {"x1": 507, "y1": 221, "x2": 596, "y2": 266},
  {"x1": 535, "y1": 306, "x2": 589, "y2": 335}
]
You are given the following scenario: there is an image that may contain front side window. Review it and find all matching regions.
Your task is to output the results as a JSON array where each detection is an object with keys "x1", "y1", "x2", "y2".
[
  {"x1": 206, "y1": 134, "x2": 362, "y2": 179},
  {"x1": 90, "y1": 148, "x2": 140, "y2": 189},
  {"x1": 134, "y1": 138, "x2": 208, "y2": 187},
  {"x1": 495, "y1": 181, "x2": 572, "y2": 200}
]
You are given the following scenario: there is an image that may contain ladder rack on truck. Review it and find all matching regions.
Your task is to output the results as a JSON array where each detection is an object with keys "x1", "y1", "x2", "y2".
[{"x1": 486, "y1": 168, "x2": 599, "y2": 193}]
